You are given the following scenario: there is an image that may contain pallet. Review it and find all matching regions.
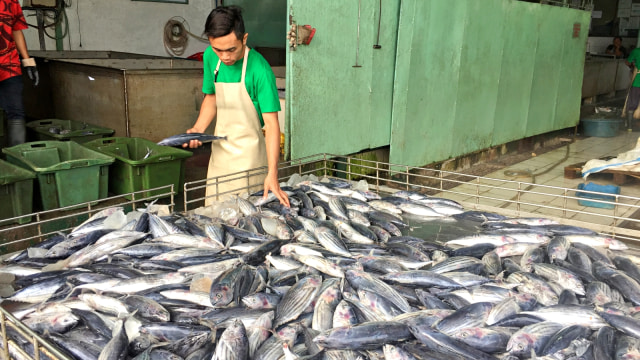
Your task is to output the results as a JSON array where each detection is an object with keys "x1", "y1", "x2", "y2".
[{"x1": 564, "y1": 161, "x2": 640, "y2": 185}]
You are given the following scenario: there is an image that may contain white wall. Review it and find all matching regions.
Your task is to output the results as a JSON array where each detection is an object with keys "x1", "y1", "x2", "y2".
[{"x1": 21, "y1": 0, "x2": 216, "y2": 57}]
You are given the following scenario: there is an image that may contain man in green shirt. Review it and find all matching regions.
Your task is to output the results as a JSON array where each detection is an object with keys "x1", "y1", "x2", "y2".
[
  {"x1": 184, "y1": 6, "x2": 289, "y2": 207},
  {"x1": 625, "y1": 47, "x2": 640, "y2": 130}
]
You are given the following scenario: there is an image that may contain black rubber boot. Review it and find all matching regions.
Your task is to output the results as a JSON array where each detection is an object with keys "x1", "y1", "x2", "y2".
[
  {"x1": 7, "y1": 118, "x2": 26, "y2": 147},
  {"x1": 627, "y1": 112, "x2": 633, "y2": 130}
]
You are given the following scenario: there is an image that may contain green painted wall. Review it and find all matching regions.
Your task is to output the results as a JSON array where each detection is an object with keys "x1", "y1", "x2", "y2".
[
  {"x1": 390, "y1": 0, "x2": 590, "y2": 166},
  {"x1": 286, "y1": 0, "x2": 590, "y2": 166},
  {"x1": 225, "y1": 0, "x2": 287, "y2": 48}
]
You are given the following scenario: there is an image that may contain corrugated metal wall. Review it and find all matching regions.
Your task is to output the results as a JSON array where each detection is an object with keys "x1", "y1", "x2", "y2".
[{"x1": 287, "y1": 0, "x2": 590, "y2": 166}]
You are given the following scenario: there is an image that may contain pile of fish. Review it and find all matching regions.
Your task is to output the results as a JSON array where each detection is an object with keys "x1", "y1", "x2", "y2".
[{"x1": 1, "y1": 176, "x2": 640, "y2": 360}]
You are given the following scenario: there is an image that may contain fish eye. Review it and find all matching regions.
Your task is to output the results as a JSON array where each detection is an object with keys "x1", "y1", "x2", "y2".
[
  {"x1": 216, "y1": 293, "x2": 222, "y2": 299},
  {"x1": 517, "y1": 344, "x2": 524, "y2": 350}
]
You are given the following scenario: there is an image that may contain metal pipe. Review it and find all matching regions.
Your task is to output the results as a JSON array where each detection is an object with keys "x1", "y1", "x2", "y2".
[{"x1": 123, "y1": 70, "x2": 131, "y2": 137}]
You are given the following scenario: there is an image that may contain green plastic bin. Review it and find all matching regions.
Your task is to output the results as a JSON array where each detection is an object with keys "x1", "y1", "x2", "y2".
[
  {"x1": 26, "y1": 119, "x2": 115, "y2": 143},
  {"x1": 83, "y1": 137, "x2": 192, "y2": 199},
  {"x1": 0, "y1": 159, "x2": 35, "y2": 225},
  {"x1": 2, "y1": 141, "x2": 115, "y2": 210}
]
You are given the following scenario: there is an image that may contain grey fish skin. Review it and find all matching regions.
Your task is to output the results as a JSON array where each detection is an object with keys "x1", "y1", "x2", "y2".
[
  {"x1": 312, "y1": 280, "x2": 342, "y2": 331},
  {"x1": 333, "y1": 299, "x2": 359, "y2": 328},
  {"x1": 408, "y1": 323, "x2": 500, "y2": 360},
  {"x1": 7, "y1": 276, "x2": 67, "y2": 303},
  {"x1": 450, "y1": 327, "x2": 511, "y2": 354},
  {"x1": 71, "y1": 308, "x2": 113, "y2": 339},
  {"x1": 435, "y1": 302, "x2": 493, "y2": 336},
  {"x1": 213, "y1": 319, "x2": 248, "y2": 360},
  {"x1": 346, "y1": 269, "x2": 411, "y2": 313},
  {"x1": 274, "y1": 275, "x2": 323, "y2": 328},
  {"x1": 429, "y1": 256, "x2": 484, "y2": 275},
  {"x1": 571, "y1": 242, "x2": 613, "y2": 265},
  {"x1": 593, "y1": 261, "x2": 640, "y2": 306},
  {"x1": 482, "y1": 251, "x2": 502, "y2": 276},
  {"x1": 124, "y1": 295, "x2": 170, "y2": 322},
  {"x1": 157, "y1": 132, "x2": 227, "y2": 146},
  {"x1": 313, "y1": 321, "x2": 412, "y2": 350},
  {"x1": 593, "y1": 326, "x2": 616, "y2": 360},
  {"x1": 547, "y1": 236, "x2": 571, "y2": 261},
  {"x1": 486, "y1": 297, "x2": 521, "y2": 326},
  {"x1": 506, "y1": 321, "x2": 564, "y2": 358},
  {"x1": 46, "y1": 332, "x2": 102, "y2": 360},
  {"x1": 380, "y1": 270, "x2": 462, "y2": 289},
  {"x1": 539, "y1": 324, "x2": 592, "y2": 356},
  {"x1": 415, "y1": 289, "x2": 451, "y2": 310},
  {"x1": 520, "y1": 304, "x2": 606, "y2": 329},
  {"x1": 586, "y1": 281, "x2": 624, "y2": 306},
  {"x1": 386, "y1": 242, "x2": 431, "y2": 263},
  {"x1": 98, "y1": 319, "x2": 129, "y2": 360},
  {"x1": 613, "y1": 255, "x2": 640, "y2": 284},
  {"x1": 314, "y1": 226, "x2": 352, "y2": 258},
  {"x1": 506, "y1": 272, "x2": 559, "y2": 306},
  {"x1": 531, "y1": 263, "x2": 585, "y2": 296},
  {"x1": 247, "y1": 311, "x2": 274, "y2": 358},
  {"x1": 567, "y1": 246, "x2": 593, "y2": 274},
  {"x1": 22, "y1": 312, "x2": 79, "y2": 334},
  {"x1": 599, "y1": 311, "x2": 640, "y2": 338},
  {"x1": 558, "y1": 289, "x2": 580, "y2": 305},
  {"x1": 358, "y1": 255, "x2": 407, "y2": 274},
  {"x1": 520, "y1": 246, "x2": 546, "y2": 272}
]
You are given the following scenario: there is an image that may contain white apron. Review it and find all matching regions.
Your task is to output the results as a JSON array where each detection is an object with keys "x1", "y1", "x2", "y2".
[{"x1": 205, "y1": 47, "x2": 268, "y2": 206}]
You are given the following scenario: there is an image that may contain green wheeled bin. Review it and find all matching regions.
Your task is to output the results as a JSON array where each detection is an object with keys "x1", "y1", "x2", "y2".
[
  {"x1": 26, "y1": 119, "x2": 115, "y2": 143},
  {"x1": 83, "y1": 137, "x2": 192, "y2": 200},
  {"x1": 2, "y1": 141, "x2": 115, "y2": 210},
  {"x1": 0, "y1": 159, "x2": 35, "y2": 225}
]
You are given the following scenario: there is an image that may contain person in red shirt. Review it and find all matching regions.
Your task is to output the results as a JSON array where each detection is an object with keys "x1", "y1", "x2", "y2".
[{"x1": 0, "y1": 0, "x2": 38, "y2": 146}]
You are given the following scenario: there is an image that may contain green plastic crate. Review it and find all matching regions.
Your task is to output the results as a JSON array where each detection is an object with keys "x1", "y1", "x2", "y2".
[
  {"x1": 26, "y1": 119, "x2": 114, "y2": 143},
  {"x1": 2, "y1": 141, "x2": 114, "y2": 210},
  {"x1": 0, "y1": 159, "x2": 35, "y2": 225},
  {"x1": 83, "y1": 137, "x2": 192, "y2": 199}
]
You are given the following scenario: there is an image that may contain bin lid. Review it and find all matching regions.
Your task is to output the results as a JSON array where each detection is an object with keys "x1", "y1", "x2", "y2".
[
  {"x1": 0, "y1": 159, "x2": 36, "y2": 185},
  {"x1": 2, "y1": 141, "x2": 115, "y2": 173}
]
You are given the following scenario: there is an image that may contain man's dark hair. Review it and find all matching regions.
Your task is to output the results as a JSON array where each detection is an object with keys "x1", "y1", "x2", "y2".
[
  {"x1": 204, "y1": 6, "x2": 245, "y2": 40},
  {"x1": 615, "y1": 36, "x2": 623, "y2": 42}
]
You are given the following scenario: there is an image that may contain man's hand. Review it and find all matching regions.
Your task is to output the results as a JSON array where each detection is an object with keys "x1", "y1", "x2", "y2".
[
  {"x1": 263, "y1": 172, "x2": 289, "y2": 207},
  {"x1": 21, "y1": 58, "x2": 38, "y2": 86},
  {"x1": 183, "y1": 128, "x2": 204, "y2": 148}
]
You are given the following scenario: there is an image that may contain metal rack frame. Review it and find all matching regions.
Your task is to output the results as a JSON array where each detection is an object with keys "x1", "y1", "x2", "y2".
[
  {"x1": 0, "y1": 185, "x2": 176, "y2": 360},
  {"x1": 1, "y1": 152, "x2": 639, "y2": 359},
  {"x1": 184, "y1": 153, "x2": 640, "y2": 242},
  {"x1": 0, "y1": 184, "x2": 176, "y2": 252}
]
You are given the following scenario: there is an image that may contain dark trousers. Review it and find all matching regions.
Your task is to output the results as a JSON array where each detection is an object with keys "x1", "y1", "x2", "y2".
[
  {"x1": 0, "y1": 75, "x2": 25, "y2": 120},
  {"x1": 628, "y1": 87, "x2": 640, "y2": 112}
]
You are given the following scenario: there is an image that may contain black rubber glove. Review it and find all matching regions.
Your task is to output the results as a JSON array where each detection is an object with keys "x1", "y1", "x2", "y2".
[{"x1": 21, "y1": 58, "x2": 39, "y2": 86}]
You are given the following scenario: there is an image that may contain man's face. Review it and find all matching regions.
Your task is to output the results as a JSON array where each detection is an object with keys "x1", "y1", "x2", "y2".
[
  {"x1": 614, "y1": 38, "x2": 622, "y2": 47},
  {"x1": 209, "y1": 32, "x2": 248, "y2": 66}
]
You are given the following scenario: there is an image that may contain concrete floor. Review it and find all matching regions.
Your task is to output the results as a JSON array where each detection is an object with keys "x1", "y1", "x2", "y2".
[{"x1": 436, "y1": 126, "x2": 640, "y2": 236}]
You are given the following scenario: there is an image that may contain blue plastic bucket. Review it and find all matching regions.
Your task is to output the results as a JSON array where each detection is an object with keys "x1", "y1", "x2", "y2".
[{"x1": 581, "y1": 118, "x2": 622, "y2": 137}]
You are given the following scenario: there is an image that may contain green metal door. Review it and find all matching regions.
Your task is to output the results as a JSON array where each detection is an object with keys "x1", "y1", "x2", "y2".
[
  {"x1": 286, "y1": 0, "x2": 400, "y2": 160},
  {"x1": 390, "y1": 0, "x2": 590, "y2": 167}
]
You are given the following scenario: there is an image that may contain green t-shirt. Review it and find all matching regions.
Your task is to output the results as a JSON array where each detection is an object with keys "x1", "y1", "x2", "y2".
[
  {"x1": 628, "y1": 48, "x2": 640, "y2": 88},
  {"x1": 202, "y1": 47, "x2": 281, "y2": 126}
]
